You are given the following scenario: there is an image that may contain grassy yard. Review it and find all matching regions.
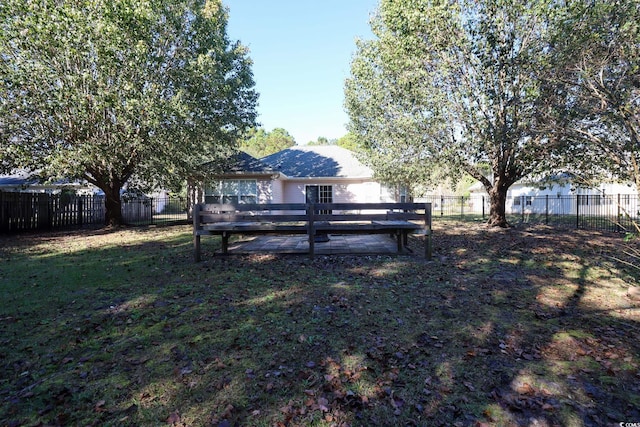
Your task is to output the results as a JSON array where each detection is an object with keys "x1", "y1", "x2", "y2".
[{"x1": 1, "y1": 222, "x2": 639, "y2": 426}]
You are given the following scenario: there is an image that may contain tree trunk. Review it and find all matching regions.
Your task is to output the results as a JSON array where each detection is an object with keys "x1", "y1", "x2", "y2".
[
  {"x1": 104, "y1": 187, "x2": 124, "y2": 227},
  {"x1": 487, "y1": 186, "x2": 509, "y2": 227}
]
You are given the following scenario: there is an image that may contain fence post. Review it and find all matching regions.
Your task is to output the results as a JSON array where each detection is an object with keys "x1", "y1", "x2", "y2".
[
  {"x1": 36, "y1": 193, "x2": 48, "y2": 229},
  {"x1": 78, "y1": 196, "x2": 84, "y2": 226},
  {"x1": 521, "y1": 195, "x2": 525, "y2": 223},
  {"x1": 461, "y1": 196, "x2": 464, "y2": 217},
  {"x1": 545, "y1": 195, "x2": 549, "y2": 225},
  {"x1": 48, "y1": 194, "x2": 53, "y2": 229},
  {"x1": 482, "y1": 196, "x2": 485, "y2": 219},
  {"x1": 440, "y1": 196, "x2": 444, "y2": 217},
  {"x1": 425, "y1": 202, "x2": 432, "y2": 260},
  {"x1": 193, "y1": 203, "x2": 201, "y2": 262},
  {"x1": 0, "y1": 192, "x2": 4, "y2": 232},
  {"x1": 576, "y1": 194, "x2": 580, "y2": 229},
  {"x1": 617, "y1": 194, "x2": 622, "y2": 232}
]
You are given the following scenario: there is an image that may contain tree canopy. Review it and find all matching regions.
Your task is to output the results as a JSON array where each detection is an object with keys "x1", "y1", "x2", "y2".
[
  {"x1": 0, "y1": 0, "x2": 257, "y2": 225},
  {"x1": 306, "y1": 136, "x2": 331, "y2": 146},
  {"x1": 304, "y1": 134, "x2": 364, "y2": 152},
  {"x1": 346, "y1": 0, "x2": 573, "y2": 226},
  {"x1": 547, "y1": 0, "x2": 640, "y2": 189},
  {"x1": 334, "y1": 133, "x2": 362, "y2": 152},
  {"x1": 239, "y1": 127, "x2": 296, "y2": 158}
]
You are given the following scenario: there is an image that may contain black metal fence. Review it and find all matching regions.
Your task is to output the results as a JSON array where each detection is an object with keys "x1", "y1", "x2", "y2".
[
  {"x1": 0, "y1": 192, "x2": 188, "y2": 232},
  {"x1": 421, "y1": 194, "x2": 639, "y2": 233}
]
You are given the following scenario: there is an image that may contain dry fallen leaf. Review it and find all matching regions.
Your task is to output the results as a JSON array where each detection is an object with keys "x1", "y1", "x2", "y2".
[
  {"x1": 318, "y1": 397, "x2": 329, "y2": 412},
  {"x1": 514, "y1": 382, "x2": 535, "y2": 395},
  {"x1": 94, "y1": 400, "x2": 106, "y2": 413},
  {"x1": 166, "y1": 411, "x2": 181, "y2": 425}
]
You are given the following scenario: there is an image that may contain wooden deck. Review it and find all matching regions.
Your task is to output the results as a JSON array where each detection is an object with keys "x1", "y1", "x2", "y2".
[
  {"x1": 193, "y1": 202, "x2": 432, "y2": 261},
  {"x1": 223, "y1": 234, "x2": 407, "y2": 255}
]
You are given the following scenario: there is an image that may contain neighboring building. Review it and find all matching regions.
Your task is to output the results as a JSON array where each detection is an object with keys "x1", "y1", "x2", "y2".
[
  {"x1": 0, "y1": 169, "x2": 97, "y2": 194},
  {"x1": 468, "y1": 173, "x2": 638, "y2": 215},
  {"x1": 190, "y1": 146, "x2": 399, "y2": 206}
]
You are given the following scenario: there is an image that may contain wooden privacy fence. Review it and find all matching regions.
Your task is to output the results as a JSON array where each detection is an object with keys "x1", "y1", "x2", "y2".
[
  {"x1": 0, "y1": 192, "x2": 105, "y2": 232},
  {"x1": 0, "y1": 192, "x2": 189, "y2": 232}
]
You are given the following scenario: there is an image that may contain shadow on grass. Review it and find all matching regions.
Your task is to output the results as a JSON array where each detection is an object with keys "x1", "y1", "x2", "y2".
[{"x1": 1, "y1": 222, "x2": 639, "y2": 426}]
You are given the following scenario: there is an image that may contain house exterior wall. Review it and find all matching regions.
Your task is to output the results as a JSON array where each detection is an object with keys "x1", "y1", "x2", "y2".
[
  {"x1": 280, "y1": 179, "x2": 384, "y2": 204},
  {"x1": 270, "y1": 178, "x2": 284, "y2": 204},
  {"x1": 507, "y1": 182, "x2": 638, "y2": 215},
  {"x1": 506, "y1": 183, "x2": 572, "y2": 215},
  {"x1": 355, "y1": 181, "x2": 386, "y2": 202},
  {"x1": 257, "y1": 179, "x2": 273, "y2": 203},
  {"x1": 200, "y1": 178, "x2": 390, "y2": 205},
  {"x1": 196, "y1": 177, "x2": 386, "y2": 206}
]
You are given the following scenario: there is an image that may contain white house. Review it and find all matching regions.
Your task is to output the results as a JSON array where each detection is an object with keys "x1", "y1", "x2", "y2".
[
  {"x1": 191, "y1": 145, "x2": 399, "y2": 206},
  {"x1": 468, "y1": 173, "x2": 638, "y2": 216}
]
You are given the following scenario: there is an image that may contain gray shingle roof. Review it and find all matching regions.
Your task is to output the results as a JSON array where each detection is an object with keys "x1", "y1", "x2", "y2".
[
  {"x1": 228, "y1": 152, "x2": 276, "y2": 174},
  {"x1": 260, "y1": 145, "x2": 372, "y2": 178},
  {"x1": 201, "y1": 152, "x2": 276, "y2": 175},
  {"x1": 0, "y1": 169, "x2": 78, "y2": 187}
]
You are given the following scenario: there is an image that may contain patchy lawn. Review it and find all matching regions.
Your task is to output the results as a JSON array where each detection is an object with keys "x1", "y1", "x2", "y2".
[{"x1": 0, "y1": 222, "x2": 638, "y2": 426}]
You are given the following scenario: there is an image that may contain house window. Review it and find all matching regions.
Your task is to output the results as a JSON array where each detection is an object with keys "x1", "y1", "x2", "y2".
[
  {"x1": 398, "y1": 186, "x2": 410, "y2": 203},
  {"x1": 319, "y1": 185, "x2": 333, "y2": 204},
  {"x1": 513, "y1": 196, "x2": 532, "y2": 207},
  {"x1": 205, "y1": 179, "x2": 257, "y2": 204}
]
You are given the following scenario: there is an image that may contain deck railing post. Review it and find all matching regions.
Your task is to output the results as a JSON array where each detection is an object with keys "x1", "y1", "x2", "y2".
[{"x1": 307, "y1": 203, "x2": 315, "y2": 258}]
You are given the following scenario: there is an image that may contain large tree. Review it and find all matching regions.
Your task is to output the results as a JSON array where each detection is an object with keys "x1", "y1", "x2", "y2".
[
  {"x1": 345, "y1": 0, "x2": 565, "y2": 226},
  {"x1": 0, "y1": 0, "x2": 257, "y2": 225},
  {"x1": 547, "y1": 0, "x2": 640, "y2": 189}
]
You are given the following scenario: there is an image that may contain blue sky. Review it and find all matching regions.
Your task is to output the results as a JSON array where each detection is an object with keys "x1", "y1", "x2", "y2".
[{"x1": 224, "y1": 1, "x2": 378, "y2": 145}]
